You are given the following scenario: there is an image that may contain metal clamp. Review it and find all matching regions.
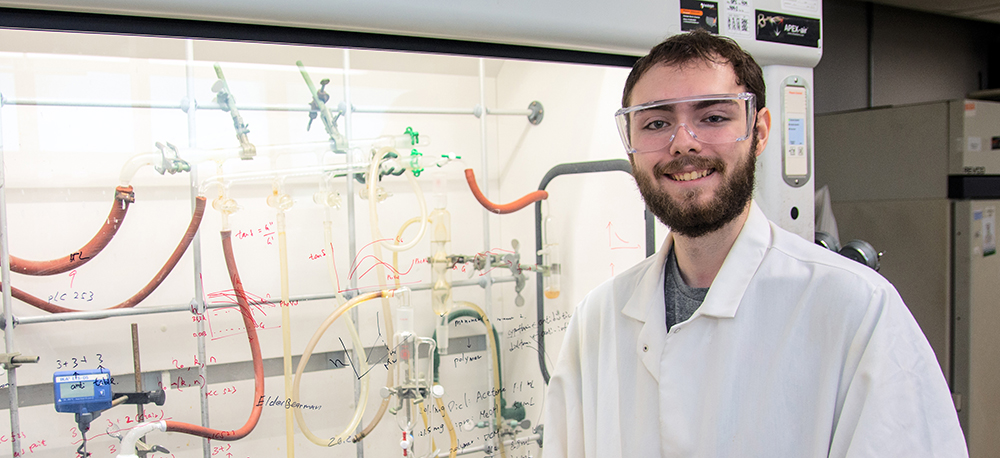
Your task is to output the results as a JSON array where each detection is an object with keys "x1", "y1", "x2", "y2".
[
  {"x1": 0, "y1": 352, "x2": 39, "y2": 370},
  {"x1": 154, "y1": 142, "x2": 192, "y2": 176}
]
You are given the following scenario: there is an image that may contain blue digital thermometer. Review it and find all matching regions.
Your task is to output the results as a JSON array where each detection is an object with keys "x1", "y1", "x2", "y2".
[{"x1": 54, "y1": 368, "x2": 113, "y2": 414}]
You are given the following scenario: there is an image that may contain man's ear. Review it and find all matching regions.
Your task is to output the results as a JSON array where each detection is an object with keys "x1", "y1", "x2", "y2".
[{"x1": 753, "y1": 107, "x2": 771, "y2": 157}]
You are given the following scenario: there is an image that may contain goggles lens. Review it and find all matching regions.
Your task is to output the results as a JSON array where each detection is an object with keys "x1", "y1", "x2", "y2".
[{"x1": 615, "y1": 93, "x2": 756, "y2": 154}]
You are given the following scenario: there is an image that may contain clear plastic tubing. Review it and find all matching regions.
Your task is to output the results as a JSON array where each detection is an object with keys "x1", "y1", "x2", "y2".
[
  {"x1": 455, "y1": 301, "x2": 507, "y2": 458},
  {"x1": 368, "y1": 147, "x2": 428, "y2": 252},
  {"x1": 116, "y1": 421, "x2": 167, "y2": 458},
  {"x1": 355, "y1": 148, "x2": 403, "y2": 442},
  {"x1": 291, "y1": 290, "x2": 387, "y2": 446},
  {"x1": 322, "y1": 221, "x2": 370, "y2": 445},
  {"x1": 268, "y1": 181, "x2": 295, "y2": 458}
]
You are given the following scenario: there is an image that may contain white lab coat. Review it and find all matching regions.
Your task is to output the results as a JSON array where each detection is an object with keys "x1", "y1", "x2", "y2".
[{"x1": 543, "y1": 202, "x2": 967, "y2": 457}]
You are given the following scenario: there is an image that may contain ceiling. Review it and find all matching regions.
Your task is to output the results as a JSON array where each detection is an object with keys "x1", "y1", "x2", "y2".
[{"x1": 871, "y1": 0, "x2": 1000, "y2": 24}]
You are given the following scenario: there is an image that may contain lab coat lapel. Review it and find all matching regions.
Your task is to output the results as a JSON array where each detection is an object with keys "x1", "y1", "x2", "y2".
[
  {"x1": 622, "y1": 234, "x2": 673, "y2": 382},
  {"x1": 698, "y1": 201, "x2": 772, "y2": 318}
]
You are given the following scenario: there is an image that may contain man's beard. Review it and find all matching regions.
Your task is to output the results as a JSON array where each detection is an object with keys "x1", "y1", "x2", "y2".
[{"x1": 633, "y1": 139, "x2": 757, "y2": 238}]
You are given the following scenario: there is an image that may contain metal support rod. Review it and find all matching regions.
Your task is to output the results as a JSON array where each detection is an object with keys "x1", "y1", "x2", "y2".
[
  {"x1": 184, "y1": 39, "x2": 213, "y2": 458},
  {"x1": 351, "y1": 105, "x2": 475, "y2": 115},
  {"x1": 10, "y1": 276, "x2": 517, "y2": 326},
  {"x1": 1, "y1": 99, "x2": 189, "y2": 109},
  {"x1": 0, "y1": 98, "x2": 311, "y2": 112},
  {"x1": 485, "y1": 108, "x2": 533, "y2": 116},
  {"x1": 533, "y1": 159, "x2": 656, "y2": 384},
  {"x1": 477, "y1": 57, "x2": 501, "y2": 449},
  {"x1": 342, "y1": 48, "x2": 364, "y2": 458},
  {"x1": 335, "y1": 105, "x2": 533, "y2": 117},
  {"x1": 131, "y1": 323, "x2": 143, "y2": 421},
  {"x1": 1, "y1": 98, "x2": 537, "y2": 117},
  {"x1": 0, "y1": 91, "x2": 23, "y2": 458}
]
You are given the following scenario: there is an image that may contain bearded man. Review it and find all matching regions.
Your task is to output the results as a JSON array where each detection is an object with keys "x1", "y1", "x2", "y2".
[{"x1": 543, "y1": 30, "x2": 967, "y2": 458}]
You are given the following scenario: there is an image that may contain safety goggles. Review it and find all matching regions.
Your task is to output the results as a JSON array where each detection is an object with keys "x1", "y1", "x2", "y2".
[{"x1": 615, "y1": 92, "x2": 756, "y2": 154}]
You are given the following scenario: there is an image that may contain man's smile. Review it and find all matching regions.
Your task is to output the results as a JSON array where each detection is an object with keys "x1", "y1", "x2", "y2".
[{"x1": 668, "y1": 169, "x2": 714, "y2": 182}]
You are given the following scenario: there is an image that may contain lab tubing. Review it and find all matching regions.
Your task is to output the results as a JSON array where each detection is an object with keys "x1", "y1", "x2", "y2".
[
  {"x1": 116, "y1": 421, "x2": 167, "y2": 458},
  {"x1": 454, "y1": 301, "x2": 507, "y2": 458},
  {"x1": 368, "y1": 147, "x2": 429, "y2": 252},
  {"x1": 9, "y1": 186, "x2": 133, "y2": 276},
  {"x1": 162, "y1": 230, "x2": 264, "y2": 440},
  {"x1": 4, "y1": 197, "x2": 207, "y2": 313},
  {"x1": 291, "y1": 290, "x2": 389, "y2": 446},
  {"x1": 464, "y1": 169, "x2": 548, "y2": 214},
  {"x1": 436, "y1": 397, "x2": 458, "y2": 458},
  {"x1": 272, "y1": 191, "x2": 295, "y2": 458},
  {"x1": 323, "y1": 221, "x2": 372, "y2": 445},
  {"x1": 351, "y1": 163, "x2": 402, "y2": 441}
]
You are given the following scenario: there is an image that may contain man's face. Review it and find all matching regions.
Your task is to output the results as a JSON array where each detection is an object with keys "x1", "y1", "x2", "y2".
[{"x1": 627, "y1": 60, "x2": 768, "y2": 238}]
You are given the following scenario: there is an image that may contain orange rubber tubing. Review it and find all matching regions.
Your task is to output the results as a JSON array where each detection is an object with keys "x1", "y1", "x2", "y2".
[
  {"x1": 164, "y1": 230, "x2": 264, "y2": 440},
  {"x1": 464, "y1": 169, "x2": 548, "y2": 214},
  {"x1": 10, "y1": 186, "x2": 134, "y2": 276},
  {"x1": 2, "y1": 196, "x2": 206, "y2": 314}
]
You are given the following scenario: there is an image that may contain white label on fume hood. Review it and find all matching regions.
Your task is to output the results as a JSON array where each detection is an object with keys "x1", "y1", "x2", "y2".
[
  {"x1": 723, "y1": 0, "x2": 753, "y2": 38},
  {"x1": 781, "y1": 0, "x2": 819, "y2": 13},
  {"x1": 968, "y1": 136, "x2": 983, "y2": 153}
]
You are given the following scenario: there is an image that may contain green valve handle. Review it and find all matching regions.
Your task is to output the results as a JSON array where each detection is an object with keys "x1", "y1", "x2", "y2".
[
  {"x1": 409, "y1": 150, "x2": 424, "y2": 177},
  {"x1": 404, "y1": 126, "x2": 420, "y2": 145}
]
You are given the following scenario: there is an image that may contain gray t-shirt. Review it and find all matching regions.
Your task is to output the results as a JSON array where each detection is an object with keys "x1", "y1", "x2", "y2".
[{"x1": 665, "y1": 248, "x2": 708, "y2": 331}]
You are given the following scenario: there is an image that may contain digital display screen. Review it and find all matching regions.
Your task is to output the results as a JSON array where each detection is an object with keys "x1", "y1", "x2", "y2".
[
  {"x1": 60, "y1": 381, "x2": 95, "y2": 399},
  {"x1": 787, "y1": 118, "x2": 805, "y2": 146}
]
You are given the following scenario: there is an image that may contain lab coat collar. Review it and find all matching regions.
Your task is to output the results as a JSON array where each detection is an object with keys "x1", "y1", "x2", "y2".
[
  {"x1": 698, "y1": 201, "x2": 771, "y2": 318},
  {"x1": 621, "y1": 201, "x2": 771, "y2": 321},
  {"x1": 622, "y1": 201, "x2": 771, "y2": 380}
]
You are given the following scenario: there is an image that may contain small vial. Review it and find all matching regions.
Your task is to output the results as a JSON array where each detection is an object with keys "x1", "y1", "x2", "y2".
[{"x1": 542, "y1": 214, "x2": 561, "y2": 299}]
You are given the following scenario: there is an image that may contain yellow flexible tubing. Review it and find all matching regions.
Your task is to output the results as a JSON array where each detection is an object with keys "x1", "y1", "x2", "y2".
[
  {"x1": 319, "y1": 221, "x2": 371, "y2": 444},
  {"x1": 278, "y1": 211, "x2": 295, "y2": 458},
  {"x1": 292, "y1": 290, "x2": 390, "y2": 445},
  {"x1": 418, "y1": 399, "x2": 436, "y2": 453},
  {"x1": 354, "y1": 147, "x2": 427, "y2": 441},
  {"x1": 392, "y1": 216, "x2": 424, "y2": 286},
  {"x1": 437, "y1": 397, "x2": 458, "y2": 458},
  {"x1": 368, "y1": 147, "x2": 428, "y2": 252},
  {"x1": 415, "y1": 394, "x2": 456, "y2": 458},
  {"x1": 455, "y1": 301, "x2": 507, "y2": 458}
]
